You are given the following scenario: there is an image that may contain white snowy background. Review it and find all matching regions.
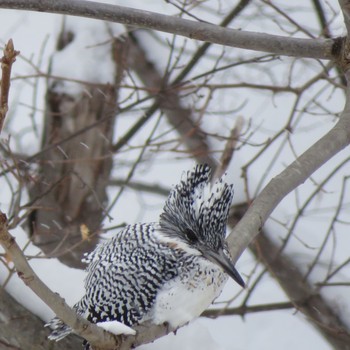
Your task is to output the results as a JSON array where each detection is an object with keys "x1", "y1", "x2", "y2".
[{"x1": 0, "y1": 1, "x2": 349, "y2": 349}]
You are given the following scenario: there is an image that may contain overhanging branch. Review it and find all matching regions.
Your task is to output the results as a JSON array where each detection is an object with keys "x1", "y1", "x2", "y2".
[
  {"x1": 226, "y1": 0, "x2": 350, "y2": 261},
  {"x1": 227, "y1": 79, "x2": 350, "y2": 260},
  {"x1": 0, "y1": 0, "x2": 339, "y2": 60}
]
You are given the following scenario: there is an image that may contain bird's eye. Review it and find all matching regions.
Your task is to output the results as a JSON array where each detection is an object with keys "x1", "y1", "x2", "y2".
[{"x1": 184, "y1": 228, "x2": 198, "y2": 243}]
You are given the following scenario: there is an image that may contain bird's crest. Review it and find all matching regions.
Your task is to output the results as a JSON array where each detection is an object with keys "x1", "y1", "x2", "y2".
[{"x1": 160, "y1": 164, "x2": 234, "y2": 250}]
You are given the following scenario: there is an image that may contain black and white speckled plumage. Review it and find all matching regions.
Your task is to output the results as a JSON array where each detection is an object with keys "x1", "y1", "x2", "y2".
[
  {"x1": 47, "y1": 164, "x2": 244, "y2": 347},
  {"x1": 160, "y1": 164, "x2": 234, "y2": 252}
]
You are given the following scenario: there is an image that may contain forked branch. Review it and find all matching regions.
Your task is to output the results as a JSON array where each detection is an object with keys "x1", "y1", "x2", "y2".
[{"x1": 226, "y1": 0, "x2": 350, "y2": 259}]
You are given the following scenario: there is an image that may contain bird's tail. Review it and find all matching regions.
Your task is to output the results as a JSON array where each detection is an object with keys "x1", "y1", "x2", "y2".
[
  {"x1": 46, "y1": 297, "x2": 88, "y2": 341},
  {"x1": 45, "y1": 316, "x2": 73, "y2": 341}
]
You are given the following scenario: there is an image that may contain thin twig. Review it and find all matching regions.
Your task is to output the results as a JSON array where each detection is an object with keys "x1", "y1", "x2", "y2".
[
  {"x1": 227, "y1": 70, "x2": 350, "y2": 260},
  {"x1": 202, "y1": 301, "x2": 294, "y2": 317},
  {"x1": 0, "y1": 39, "x2": 19, "y2": 132},
  {"x1": 213, "y1": 116, "x2": 244, "y2": 180}
]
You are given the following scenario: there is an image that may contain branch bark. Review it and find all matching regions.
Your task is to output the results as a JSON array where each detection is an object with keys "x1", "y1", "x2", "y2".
[
  {"x1": 0, "y1": 39, "x2": 19, "y2": 132},
  {"x1": 202, "y1": 301, "x2": 294, "y2": 318},
  {"x1": 118, "y1": 31, "x2": 216, "y2": 167},
  {"x1": 0, "y1": 0, "x2": 338, "y2": 60},
  {"x1": 28, "y1": 25, "x2": 117, "y2": 268},
  {"x1": 226, "y1": 0, "x2": 350, "y2": 265},
  {"x1": 252, "y1": 232, "x2": 350, "y2": 350},
  {"x1": 227, "y1": 73, "x2": 350, "y2": 259},
  {"x1": 0, "y1": 212, "x2": 122, "y2": 349}
]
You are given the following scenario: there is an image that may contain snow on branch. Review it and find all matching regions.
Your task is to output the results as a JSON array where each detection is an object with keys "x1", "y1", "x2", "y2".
[{"x1": 0, "y1": 0, "x2": 339, "y2": 60}]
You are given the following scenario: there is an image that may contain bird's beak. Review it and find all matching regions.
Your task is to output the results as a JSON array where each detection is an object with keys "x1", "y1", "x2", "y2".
[{"x1": 203, "y1": 248, "x2": 245, "y2": 288}]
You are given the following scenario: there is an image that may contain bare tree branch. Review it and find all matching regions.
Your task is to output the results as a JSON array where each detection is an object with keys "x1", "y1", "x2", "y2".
[
  {"x1": 0, "y1": 39, "x2": 19, "y2": 132},
  {"x1": 0, "y1": 0, "x2": 339, "y2": 60},
  {"x1": 0, "y1": 212, "x2": 122, "y2": 349},
  {"x1": 108, "y1": 178, "x2": 169, "y2": 196},
  {"x1": 251, "y1": 232, "x2": 350, "y2": 350},
  {"x1": 213, "y1": 116, "x2": 244, "y2": 180},
  {"x1": 122, "y1": 31, "x2": 216, "y2": 167},
  {"x1": 202, "y1": 301, "x2": 294, "y2": 318},
  {"x1": 227, "y1": 69, "x2": 350, "y2": 260}
]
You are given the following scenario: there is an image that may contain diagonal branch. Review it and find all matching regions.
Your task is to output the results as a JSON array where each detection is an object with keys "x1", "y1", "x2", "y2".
[
  {"x1": 227, "y1": 73, "x2": 350, "y2": 260},
  {"x1": 0, "y1": 0, "x2": 339, "y2": 60},
  {"x1": 0, "y1": 211, "x2": 183, "y2": 349},
  {"x1": 0, "y1": 212, "x2": 120, "y2": 349},
  {"x1": 227, "y1": 0, "x2": 350, "y2": 261},
  {"x1": 252, "y1": 232, "x2": 350, "y2": 349},
  {"x1": 202, "y1": 301, "x2": 294, "y2": 317}
]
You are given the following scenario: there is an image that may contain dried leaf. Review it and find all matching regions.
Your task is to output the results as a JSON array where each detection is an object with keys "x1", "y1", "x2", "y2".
[{"x1": 80, "y1": 224, "x2": 91, "y2": 242}]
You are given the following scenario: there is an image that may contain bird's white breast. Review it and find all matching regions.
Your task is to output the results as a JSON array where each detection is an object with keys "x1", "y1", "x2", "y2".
[{"x1": 149, "y1": 258, "x2": 228, "y2": 328}]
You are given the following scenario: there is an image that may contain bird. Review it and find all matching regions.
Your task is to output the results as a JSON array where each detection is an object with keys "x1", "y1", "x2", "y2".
[{"x1": 47, "y1": 164, "x2": 244, "y2": 348}]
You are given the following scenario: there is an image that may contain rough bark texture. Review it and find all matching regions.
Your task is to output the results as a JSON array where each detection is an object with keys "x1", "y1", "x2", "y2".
[
  {"x1": 28, "y1": 85, "x2": 116, "y2": 268},
  {"x1": 28, "y1": 30, "x2": 117, "y2": 268}
]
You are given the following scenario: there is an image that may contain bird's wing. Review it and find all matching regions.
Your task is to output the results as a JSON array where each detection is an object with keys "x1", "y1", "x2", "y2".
[{"x1": 81, "y1": 223, "x2": 180, "y2": 326}]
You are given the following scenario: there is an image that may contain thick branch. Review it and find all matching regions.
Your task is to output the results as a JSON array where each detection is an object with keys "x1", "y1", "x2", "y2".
[
  {"x1": 0, "y1": 212, "x2": 120, "y2": 349},
  {"x1": 251, "y1": 232, "x2": 350, "y2": 349},
  {"x1": 227, "y1": 0, "x2": 350, "y2": 261},
  {"x1": 227, "y1": 78, "x2": 350, "y2": 260},
  {"x1": 122, "y1": 32, "x2": 216, "y2": 167},
  {"x1": 0, "y1": 0, "x2": 338, "y2": 60}
]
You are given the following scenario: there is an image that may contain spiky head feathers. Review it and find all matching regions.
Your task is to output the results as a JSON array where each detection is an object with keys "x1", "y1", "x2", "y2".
[{"x1": 159, "y1": 164, "x2": 234, "y2": 251}]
